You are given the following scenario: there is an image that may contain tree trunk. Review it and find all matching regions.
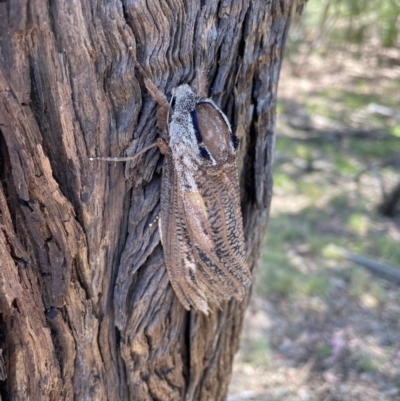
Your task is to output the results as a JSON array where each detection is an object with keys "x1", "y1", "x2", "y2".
[
  {"x1": 0, "y1": 1, "x2": 303, "y2": 400},
  {"x1": 380, "y1": 179, "x2": 400, "y2": 217}
]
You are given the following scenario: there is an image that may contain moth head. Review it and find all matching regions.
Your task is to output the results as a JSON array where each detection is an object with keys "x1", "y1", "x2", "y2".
[{"x1": 170, "y1": 84, "x2": 200, "y2": 112}]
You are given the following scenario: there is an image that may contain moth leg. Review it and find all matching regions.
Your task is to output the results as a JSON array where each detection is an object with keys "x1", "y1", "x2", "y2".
[
  {"x1": 192, "y1": 67, "x2": 208, "y2": 98},
  {"x1": 143, "y1": 78, "x2": 170, "y2": 131},
  {"x1": 156, "y1": 138, "x2": 169, "y2": 155}
]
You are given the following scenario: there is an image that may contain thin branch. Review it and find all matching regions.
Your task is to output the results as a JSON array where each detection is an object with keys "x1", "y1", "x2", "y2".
[{"x1": 334, "y1": 247, "x2": 400, "y2": 284}]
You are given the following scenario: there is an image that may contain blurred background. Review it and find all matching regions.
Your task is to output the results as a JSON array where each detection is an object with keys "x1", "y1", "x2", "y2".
[{"x1": 229, "y1": 1, "x2": 400, "y2": 400}]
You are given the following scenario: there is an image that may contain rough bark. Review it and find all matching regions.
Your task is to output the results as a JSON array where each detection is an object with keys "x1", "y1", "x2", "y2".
[{"x1": 0, "y1": 1, "x2": 301, "y2": 400}]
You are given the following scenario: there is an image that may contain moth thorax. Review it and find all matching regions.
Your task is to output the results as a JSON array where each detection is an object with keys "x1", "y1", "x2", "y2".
[
  {"x1": 170, "y1": 113, "x2": 199, "y2": 155},
  {"x1": 173, "y1": 84, "x2": 199, "y2": 111}
]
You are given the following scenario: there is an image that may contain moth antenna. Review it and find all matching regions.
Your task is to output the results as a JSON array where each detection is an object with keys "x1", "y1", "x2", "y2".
[
  {"x1": 134, "y1": 64, "x2": 171, "y2": 130},
  {"x1": 143, "y1": 78, "x2": 170, "y2": 131},
  {"x1": 193, "y1": 67, "x2": 208, "y2": 98},
  {"x1": 143, "y1": 78, "x2": 169, "y2": 108},
  {"x1": 89, "y1": 139, "x2": 165, "y2": 162}
]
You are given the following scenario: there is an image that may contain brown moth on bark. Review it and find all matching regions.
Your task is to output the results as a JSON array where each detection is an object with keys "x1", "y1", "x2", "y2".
[{"x1": 91, "y1": 70, "x2": 251, "y2": 314}]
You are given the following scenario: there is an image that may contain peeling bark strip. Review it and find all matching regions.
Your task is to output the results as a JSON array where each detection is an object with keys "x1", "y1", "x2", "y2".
[{"x1": 0, "y1": 1, "x2": 302, "y2": 400}]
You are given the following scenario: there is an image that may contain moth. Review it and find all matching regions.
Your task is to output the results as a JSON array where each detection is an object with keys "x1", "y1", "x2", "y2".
[{"x1": 91, "y1": 70, "x2": 251, "y2": 314}]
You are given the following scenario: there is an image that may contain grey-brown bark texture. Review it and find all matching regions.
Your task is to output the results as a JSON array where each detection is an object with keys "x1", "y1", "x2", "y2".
[{"x1": 0, "y1": 1, "x2": 303, "y2": 400}]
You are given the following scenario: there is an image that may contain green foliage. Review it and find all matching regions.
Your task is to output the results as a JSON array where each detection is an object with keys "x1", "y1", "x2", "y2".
[
  {"x1": 317, "y1": 344, "x2": 332, "y2": 358},
  {"x1": 257, "y1": 212, "x2": 333, "y2": 299},
  {"x1": 354, "y1": 352, "x2": 381, "y2": 372},
  {"x1": 380, "y1": 0, "x2": 400, "y2": 47},
  {"x1": 347, "y1": 213, "x2": 370, "y2": 235},
  {"x1": 345, "y1": 267, "x2": 387, "y2": 306},
  {"x1": 349, "y1": 137, "x2": 400, "y2": 159},
  {"x1": 259, "y1": 115, "x2": 400, "y2": 300},
  {"x1": 391, "y1": 125, "x2": 400, "y2": 138},
  {"x1": 303, "y1": 274, "x2": 331, "y2": 296},
  {"x1": 333, "y1": 155, "x2": 360, "y2": 175},
  {"x1": 373, "y1": 236, "x2": 400, "y2": 266},
  {"x1": 240, "y1": 338, "x2": 272, "y2": 368},
  {"x1": 297, "y1": 0, "x2": 400, "y2": 49},
  {"x1": 349, "y1": 268, "x2": 370, "y2": 298}
]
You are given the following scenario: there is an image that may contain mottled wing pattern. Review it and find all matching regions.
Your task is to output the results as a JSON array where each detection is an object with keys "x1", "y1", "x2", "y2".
[
  {"x1": 160, "y1": 151, "x2": 251, "y2": 314},
  {"x1": 160, "y1": 151, "x2": 211, "y2": 313},
  {"x1": 189, "y1": 161, "x2": 251, "y2": 304}
]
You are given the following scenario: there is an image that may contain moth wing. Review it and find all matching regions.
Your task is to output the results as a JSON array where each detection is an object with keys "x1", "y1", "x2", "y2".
[
  {"x1": 168, "y1": 157, "x2": 251, "y2": 311},
  {"x1": 159, "y1": 153, "x2": 211, "y2": 313},
  {"x1": 186, "y1": 161, "x2": 251, "y2": 303}
]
